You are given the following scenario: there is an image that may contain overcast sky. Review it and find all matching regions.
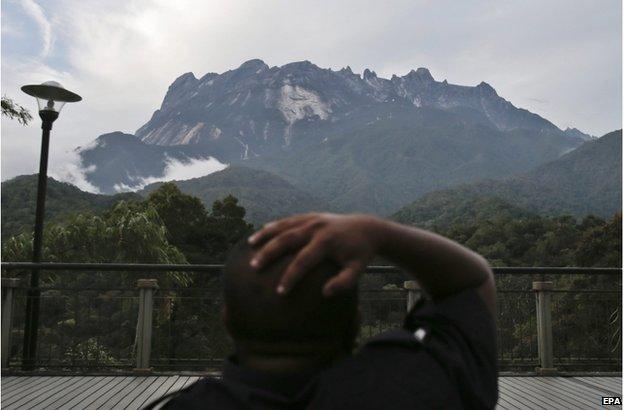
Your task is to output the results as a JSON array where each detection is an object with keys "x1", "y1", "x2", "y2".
[{"x1": 1, "y1": 0, "x2": 621, "y2": 182}]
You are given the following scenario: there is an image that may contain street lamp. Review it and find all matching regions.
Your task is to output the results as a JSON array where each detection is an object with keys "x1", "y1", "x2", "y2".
[{"x1": 20, "y1": 81, "x2": 81, "y2": 369}]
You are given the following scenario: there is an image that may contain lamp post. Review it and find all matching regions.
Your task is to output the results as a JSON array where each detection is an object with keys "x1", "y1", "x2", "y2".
[{"x1": 20, "y1": 81, "x2": 81, "y2": 370}]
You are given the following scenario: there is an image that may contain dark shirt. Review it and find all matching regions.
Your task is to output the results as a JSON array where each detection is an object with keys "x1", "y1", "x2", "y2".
[{"x1": 147, "y1": 289, "x2": 498, "y2": 409}]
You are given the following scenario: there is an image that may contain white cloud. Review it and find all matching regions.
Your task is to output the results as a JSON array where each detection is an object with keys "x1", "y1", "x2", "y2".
[
  {"x1": 1, "y1": 0, "x2": 621, "y2": 184},
  {"x1": 48, "y1": 150, "x2": 102, "y2": 193},
  {"x1": 113, "y1": 156, "x2": 228, "y2": 192},
  {"x1": 20, "y1": 0, "x2": 53, "y2": 58}
]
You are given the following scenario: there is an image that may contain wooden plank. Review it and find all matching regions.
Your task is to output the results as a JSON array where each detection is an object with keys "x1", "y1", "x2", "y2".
[
  {"x1": 165, "y1": 376, "x2": 190, "y2": 395},
  {"x1": 517, "y1": 377, "x2": 597, "y2": 410},
  {"x1": 530, "y1": 378, "x2": 605, "y2": 409},
  {"x1": 495, "y1": 387, "x2": 522, "y2": 410},
  {"x1": 497, "y1": 380, "x2": 540, "y2": 409},
  {"x1": 4, "y1": 377, "x2": 77, "y2": 408},
  {"x1": 94, "y1": 376, "x2": 149, "y2": 409},
  {"x1": 1, "y1": 376, "x2": 51, "y2": 401},
  {"x1": 139, "y1": 376, "x2": 180, "y2": 409},
  {"x1": 499, "y1": 378, "x2": 560, "y2": 410},
  {"x1": 54, "y1": 376, "x2": 118, "y2": 409},
  {"x1": 84, "y1": 376, "x2": 135, "y2": 409},
  {"x1": 126, "y1": 376, "x2": 170, "y2": 409},
  {"x1": 104, "y1": 377, "x2": 159, "y2": 409},
  {"x1": 144, "y1": 376, "x2": 191, "y2": 410},
  {"x1": 1, "y1": 376, "x2": 27, "y2": 388},
  {"x1": 575, "y1": 377, "x2": 622, "y2": 394},
  {"x1": 1, "y1": 375, "x2": 620, "y2": 409},
  {"x1": 497, "y1": 378, "x2": 551, "y2": 410},
  {"x1": 182, "y1": 376, "x2": 201, "y2": 388},
  {"x1": 27, "y1": 376, "x2": 97, "y2": 409},
  {"x1": 143, "y1": 375, "x2": 179, "y2": 402},
  {"x1": 2, "y1": 376, "x2": 62, "y2": 405}
]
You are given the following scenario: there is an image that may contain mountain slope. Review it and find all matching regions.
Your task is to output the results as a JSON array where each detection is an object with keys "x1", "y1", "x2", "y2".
[
  {"x1": 247, "y1": 106, "x2": 582, "y2": 214},
  {"x1": 139, "y1": 166, "x2": 329, "y2": 225},
  {"x1": 78, "y1": 59, "x2": 585, "y2": 209},
  {"x1": 393, "y1": 130, "x2": 622, "y2": 226},
  {"x1": 135, "y1": 59, "x2": 581, "y2": 157},
  {"x1": 1, "y1": 175, "x2": 140, "y2": 240},
  {"x1": 78, "y1": 132, "x2": 218, "y2": 193}
]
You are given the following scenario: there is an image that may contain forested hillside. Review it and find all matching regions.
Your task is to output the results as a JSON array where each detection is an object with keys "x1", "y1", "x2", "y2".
[
  {"x1": 1, "y1": 175, "x2": 140, "y2": 240},
  {"x1": 394, "y1": 130, "x2": 622, "y2": 222},
  {"x1": 140, "y1": 166, "x2": 329, "y2": 225}
]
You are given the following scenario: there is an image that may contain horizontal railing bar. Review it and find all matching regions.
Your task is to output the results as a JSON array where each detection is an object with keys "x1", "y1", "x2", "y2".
[{"x1": 1, "y1": 262, "x2": 621, "y2": 275}]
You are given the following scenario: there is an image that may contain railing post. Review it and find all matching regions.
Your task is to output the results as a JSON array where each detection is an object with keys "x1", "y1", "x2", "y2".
[
  {"x1": 2, "y1": 278, "x2": 20, "y2": 370},
  {"x1": 533, "y1": 281, "x2": 557, "y2": 375},
  {"x1": 404, "y1": 281, "x2": 422, "y2": 312},
  {"x1": 134, "y1": 279, "x2": 158, "y2": 373}
]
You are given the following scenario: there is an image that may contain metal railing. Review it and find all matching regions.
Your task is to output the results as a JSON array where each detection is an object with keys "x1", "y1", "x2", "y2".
[{"x1": 1, "y1": 263, "x2": 621, "y2": 374}]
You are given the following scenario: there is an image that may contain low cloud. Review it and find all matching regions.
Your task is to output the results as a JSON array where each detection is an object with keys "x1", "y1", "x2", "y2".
[
  {"x1": 113, "y1": 156, "x2": 228, "y2": 193},
  {"x1": 48, "y1": 149, "x2": 102, "y2": 193}
]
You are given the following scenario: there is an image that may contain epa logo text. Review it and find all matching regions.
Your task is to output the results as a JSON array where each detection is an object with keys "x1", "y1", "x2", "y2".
[{"x1": 602, "y1": 397, "x2": 622, "y2": 405}]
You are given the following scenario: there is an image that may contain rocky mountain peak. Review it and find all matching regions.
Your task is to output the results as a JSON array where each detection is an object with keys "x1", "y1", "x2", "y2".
[
  {"x1": 237, "y1": 58, "x2": 269, "y2": 72},
  {"x1": 476, "y1": 81, "x2": 497, "y2": 95},
  {"x1": 363, "y1": 68, "x2": 377, "y2": 80},
  {"x1": 405, "y1": 67, "x2": 434, "y2": 82},
  {"x1": 132, "y1": 59, "x2": 579, "y2": 157}
]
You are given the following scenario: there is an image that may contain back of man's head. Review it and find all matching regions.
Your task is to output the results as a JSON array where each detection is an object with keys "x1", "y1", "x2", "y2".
[{"x1": 223, "y1": 239, "x2": 359, "y2": 357}]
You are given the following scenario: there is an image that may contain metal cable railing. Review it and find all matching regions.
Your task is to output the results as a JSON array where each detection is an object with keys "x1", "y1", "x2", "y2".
[{"x1": 1, "y1": 263, "x2": 621, "y2": 374}]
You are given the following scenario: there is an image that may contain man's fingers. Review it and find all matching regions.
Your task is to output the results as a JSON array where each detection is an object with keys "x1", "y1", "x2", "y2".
[
  {"x1": 278, "y1": 238, "x2": 327, "y2": 295},
  {"x1": 322, "y1": 262, "x2": 364, "y2": 297},
  {"x1": 250, "y1": 228, "x2": 311, "y2": 269},
  {"x1": 248, "y1": 214, "x2": 313, "y2": 246}
]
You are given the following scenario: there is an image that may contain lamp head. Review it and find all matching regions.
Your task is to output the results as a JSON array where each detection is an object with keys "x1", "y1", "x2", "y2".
[{"x1": 21, "y1": 81, "x2": 81, "y2": 115}]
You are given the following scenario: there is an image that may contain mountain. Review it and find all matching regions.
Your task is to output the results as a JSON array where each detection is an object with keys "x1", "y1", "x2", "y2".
[
  {"x1": 135, "y1": 59, "x2": 577, "y2": 155},
  {"x1": 139, "y1": 166, "x2": 329, "y2": 225},
  {"x1": 246, "y1": 106, "x2": 583, "y2": 214},
  {"x1": 78, "y1": 131, "x2": 217, "y2": 193},
  {"x1": 393, "y1": 130, "x2": 622, "y2": 226},
  {"x1": 1, "y1": 175, "x2": 140, "y2": 240},
  {"x1": 78, "y1": 59, "x2": 585, "y2": 212}
]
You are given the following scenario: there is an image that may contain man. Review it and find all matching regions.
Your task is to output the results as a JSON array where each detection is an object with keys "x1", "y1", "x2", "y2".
[{"x1": 148, "y1": 213, "x2": 498, "y2": 409}]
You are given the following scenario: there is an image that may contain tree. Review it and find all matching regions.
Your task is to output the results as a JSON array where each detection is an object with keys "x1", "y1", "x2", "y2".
[
  {"x1": 204, "y1": 195, "x2": 253, "y2": 263},
  {"x1": 146, "y1": 183, "x2": 210, "y2": 263},
  {"x1": 1, "y1": 96, "x2": 32, "y2": 125}
]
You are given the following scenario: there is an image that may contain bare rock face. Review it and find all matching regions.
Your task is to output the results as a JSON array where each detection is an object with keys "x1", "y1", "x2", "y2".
[
  {"x1": 133, "y1": 59, "x2": 581, "y2": 160},
  {"x1": 78, "y1": 59, "x2": 589, "y2": 213}
]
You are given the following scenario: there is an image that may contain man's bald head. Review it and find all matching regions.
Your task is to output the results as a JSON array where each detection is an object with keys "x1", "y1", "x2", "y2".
[{"x1": 223, "y1": 239, "x2": 359, "y2": 355}]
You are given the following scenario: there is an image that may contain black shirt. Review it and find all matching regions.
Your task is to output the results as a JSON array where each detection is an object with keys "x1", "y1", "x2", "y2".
[{"x1": 147, "y1": 289, "x2": 498, "y2": 409}]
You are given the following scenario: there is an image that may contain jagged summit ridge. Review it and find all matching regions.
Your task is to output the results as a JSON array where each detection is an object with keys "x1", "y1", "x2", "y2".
[{"x1": 134, "y1": 59, "x2": 578, "y2": 155}]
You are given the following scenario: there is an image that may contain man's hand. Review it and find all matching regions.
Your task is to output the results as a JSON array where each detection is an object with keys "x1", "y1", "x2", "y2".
[
  {"x1": 249, "y1": 212, "x2": 496, "y2": 315},
  {"x1": 248, "y1": 213, "x2": 381, "y2": 296}
]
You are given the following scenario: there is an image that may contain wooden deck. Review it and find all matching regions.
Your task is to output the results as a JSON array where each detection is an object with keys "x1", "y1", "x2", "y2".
[{"x1": 0, "y1": 375, "x2": 621, "y2": 409}]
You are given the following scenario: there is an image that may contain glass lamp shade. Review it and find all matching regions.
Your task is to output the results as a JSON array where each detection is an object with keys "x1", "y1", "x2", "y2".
[
  {"x1": 36, "y1": 98, "x2": 66, "y2": 113},
  {"x1": 21, "y1": 81, "x2": 81, "y2": 114}
]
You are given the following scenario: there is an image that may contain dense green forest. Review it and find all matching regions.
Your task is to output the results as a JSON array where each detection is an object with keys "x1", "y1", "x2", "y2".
[
  {"x1": 1, "y1": 175, "x2": 140, "y2": 241},
  {"x1": 2, "y1": 179, "x2": 620, "y2": 371},
  {"x1": 394, "y1": 130, "x2": 622, "y2": 220},
  {"x1": 393, "y1": 195, "x2": 621, "y2": 268},
  {"x1": 140, "y1": 166, "x2": 329, "y2": 226}
]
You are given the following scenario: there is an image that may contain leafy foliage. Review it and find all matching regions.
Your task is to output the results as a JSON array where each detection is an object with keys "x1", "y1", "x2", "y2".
[
  {"x1": 141, "y1": 166, "x2": 329, "y2": 226},
  {"x1": 1, "y1": 96, "x2": 32, "y2": 125},
  {"x1": 145, "y1": 183, "x2": 253, "y2": 263},
  {"x1": 394, "y1": 194, "x2": 621, "y2": 268},
  {"x1": 1, "y1": 175, "x2": 140, "y2": 241}
]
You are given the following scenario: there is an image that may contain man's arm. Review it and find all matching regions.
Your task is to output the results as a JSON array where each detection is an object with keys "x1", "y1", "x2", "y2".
[{"x1": 249, "y1": 213, "x2": 496, "y2": 316}]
